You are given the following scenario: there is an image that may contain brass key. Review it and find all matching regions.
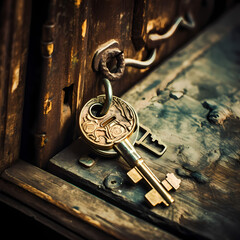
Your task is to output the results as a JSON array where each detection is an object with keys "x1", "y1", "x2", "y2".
[
  {"x1": 79, "y1": 95, "x2": 180, "y2": 207},
  {"x1": 115, "y1": 139, "x2": 180, "y2": 206}
]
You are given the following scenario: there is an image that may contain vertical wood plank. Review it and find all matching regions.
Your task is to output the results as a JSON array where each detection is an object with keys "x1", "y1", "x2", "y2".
[{"x1": 0, "y1": 0, "x2": 31, "y2": 171}]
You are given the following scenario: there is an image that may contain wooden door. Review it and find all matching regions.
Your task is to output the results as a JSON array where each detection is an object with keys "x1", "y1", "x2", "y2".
[
  {"x1": 0, "y1": 0, "x2": 31, "y2": 172},
  {"x1": 20, "y1": 0, "x2": 218, "y2": 167}
]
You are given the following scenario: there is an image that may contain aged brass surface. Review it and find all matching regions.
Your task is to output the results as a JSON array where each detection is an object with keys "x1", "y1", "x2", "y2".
[
  {"x1": 79, "y1": 95, "x2": 137, "y2": 149},
  {"x1": 127, "y1": 167, "x2": 143, "y2": 183},
  {"x1": 127, "y1": 168, "x2": 181, "y2": 206},
  {"x1": 115, "y1": 140, "x2": 175, "y2": 206}
]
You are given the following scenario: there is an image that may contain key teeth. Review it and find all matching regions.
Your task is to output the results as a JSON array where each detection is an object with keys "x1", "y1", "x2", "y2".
[
  {"x1": 150, "y1": 135, "x2": 162, "y2": 146},
  {"x1": 145, "y1": 189, "x2": 169, "y2": 207},
  {"x1": 161, "y1": 179, "x2": 172, "y2": 191},
  {"x1": 150, "y1": 135, "x2": 157, "y2": 143},
  {"x1": 165, "y1": 173, "x2": 181, "y2": 190},
  {"x1": 127, "y1": 167, "x2": 142, "y2": 184},
  {"x1": 150, "y1": 135, "x2": 167, "y2": 153}
]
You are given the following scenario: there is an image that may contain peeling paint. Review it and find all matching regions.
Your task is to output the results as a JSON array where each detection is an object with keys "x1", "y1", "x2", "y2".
[
  {"x1": 46, "y1": 43, "x2": 54, "y2": 56},
  {"x1": 71, "y1": 54, "x2": 79, "y2": 65},
  {"x1": 40, "y1": 134, "x2": 47, "y2": 147},
  {"x1": 43, "y1": 93, "x2": 52, "y2": 114},
  {"x1": 147, "y1": 16, "x2": 168, "y2": 33},
  {"x1": 202, "y1": 100, "x2": 233, "y2": 125},
  {"x1": 76, "y1": 74, "x2": 82, "y2": 109},
  {"x1": 120, "y1": 13, "x2": 124, "y2": 20},
  {"x1": 11, "y1": 62, "x2": 20, "y2": 93},
  {"x1": 41, "y1": 43, "x2": 54, "y2": 57},
  {"x1": 82, "y1": 19, "x2": 87, "y2": 38},
  {"x1": 74, "y1": 0, "x2": 81, "y2": 7},
  {"x1": 34, "y1": 133, "x2": 48, "y2": 148}
]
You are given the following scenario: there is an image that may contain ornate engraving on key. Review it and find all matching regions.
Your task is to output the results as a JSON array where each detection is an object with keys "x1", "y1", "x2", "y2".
[{"x1": 79, "y1": 95, "x2": 137, "y2": 149}]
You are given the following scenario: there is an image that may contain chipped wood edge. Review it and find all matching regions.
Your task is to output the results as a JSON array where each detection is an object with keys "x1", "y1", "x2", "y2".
[{"x1": 1, "y1": 160, "x2": 177, "y2": 240}]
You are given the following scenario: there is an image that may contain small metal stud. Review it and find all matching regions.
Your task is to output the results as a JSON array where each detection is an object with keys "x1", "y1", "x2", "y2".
[
  {"x1": 103, "y1": 173, "x2": 123, "y2": 190},
  {"x1": 78, "y1": 155, "x2": 95, "y2": 168}
]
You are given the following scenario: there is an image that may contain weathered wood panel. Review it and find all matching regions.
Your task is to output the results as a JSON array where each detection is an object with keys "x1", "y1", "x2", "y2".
[
  {"x1": 20, "y1": 0, "x2": 217, "y2": 167},
  {"x1": 49, "y1": 5, "x2": 240, "y2": 240},
  {"x1": 0, "y1": 0, "x2": 31, "y2": 171},
  {"x1": 1, "y1": 160, "x2": 177, "y2": 240}
]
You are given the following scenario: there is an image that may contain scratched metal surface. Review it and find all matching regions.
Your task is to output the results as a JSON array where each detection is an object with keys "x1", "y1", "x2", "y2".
[{"x1": 49, "y1": 6, "x2": 240, "y2": 240}]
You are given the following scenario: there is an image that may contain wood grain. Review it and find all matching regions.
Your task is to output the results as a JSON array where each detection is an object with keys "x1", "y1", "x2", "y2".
[
  {"x1": 1, "y1": 160, "x2": 177, "y2": 240},
  {"x1": 0, "y1": 0, "x2": 31, "y2": 171},
  {"x1": 122, "y1": 5, "x2": 240, "y2": 239}
]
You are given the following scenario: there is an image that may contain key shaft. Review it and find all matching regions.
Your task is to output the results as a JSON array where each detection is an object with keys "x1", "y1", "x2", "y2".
[{"x1": 114, "y1": 138, "x2": 174, "y2": 205}]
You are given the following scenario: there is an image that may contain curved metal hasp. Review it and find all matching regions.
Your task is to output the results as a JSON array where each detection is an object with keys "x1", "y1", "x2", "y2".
[
  {"x1": 125, "y1": 48, "x2": 157, "y2": 69},
  {"x1": 92, "y1": 40, "x2": 120, "y2": 72},
  {"x1": 147, "y1": 12, "x2": 195, "y2": 49},
  {"x1": 93, "y1": 40, "x2": 157, "y2": 72},
  {"x1": 99, "y1": 78, "x2": 113, "y2": 116},
  {"x1": 93, "y1": 40, "x2": 125, "y2": 81}
]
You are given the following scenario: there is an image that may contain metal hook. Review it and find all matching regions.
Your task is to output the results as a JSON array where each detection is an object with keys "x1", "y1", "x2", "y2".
[
  {"x1": 125, "y1": 48, "x2": 157, "y2": 69},
  {"x1": 147, "y1": 12, "x2": 195, "y2": 49},
  {"x1": 100, "y1": 78, "x2": 113, "y2": 116},
  {"x1": 92, "y1": 12, "x2": 195, "y2": 76}
]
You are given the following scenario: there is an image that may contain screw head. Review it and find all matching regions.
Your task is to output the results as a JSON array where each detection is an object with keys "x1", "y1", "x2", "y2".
[{"x1": 103, "y1": 173, "x2": 123, "y2": 189}]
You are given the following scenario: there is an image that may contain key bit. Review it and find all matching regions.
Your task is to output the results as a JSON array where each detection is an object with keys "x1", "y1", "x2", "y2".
[
  {"x1": 162, "y1": 173, "x2": 181, "y2": 191},
  {"x1": 145, "y1": 188, "x2": 167, "y2": 207},
  {"x1": 127, "y1": 165, "x2": 181, "y2": 207},
  {"x1": 145, "y1": 173, "x2": 181, "y2": 207},
  {"x1": 115, "y1": 138, "x2": 175, "y2": 206},
  {"x1": 127, "y1": 167, "x2": 142, "y2": 183},
  {"x1": 128, "y1": 168, "x2": 165, "y2": 201},
  {"x1": 135, "y1": 124, "x2": 167, "y2": 157}
]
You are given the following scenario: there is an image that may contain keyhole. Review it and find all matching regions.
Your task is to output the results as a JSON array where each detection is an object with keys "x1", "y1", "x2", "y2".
[
  {"x1": 107, "y1": 57, "x2": 118, "y2": 73},
  {"x1": 90, "y1": 103, "x2": 103, "y2": 117}
]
